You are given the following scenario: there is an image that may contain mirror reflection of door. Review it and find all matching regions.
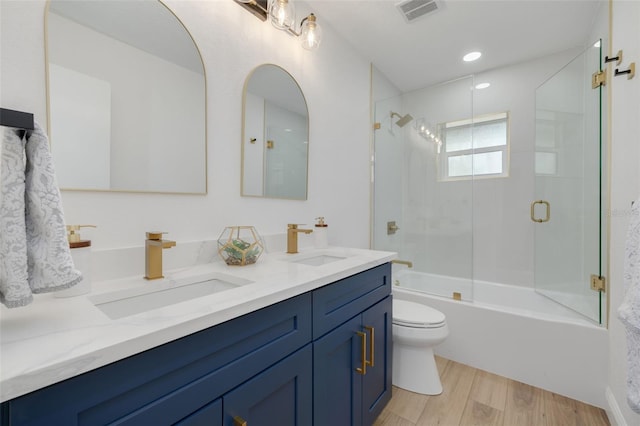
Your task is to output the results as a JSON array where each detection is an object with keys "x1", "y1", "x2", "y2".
[
  {"x1": 242, "y1": 64, "x2": 309, "y2": 200},
  {"x1": 264, "y1": 103, "x2": 308, "y2": 199}
]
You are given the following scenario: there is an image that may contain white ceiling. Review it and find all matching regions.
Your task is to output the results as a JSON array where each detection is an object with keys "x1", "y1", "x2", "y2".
[{"x1": 306, "y1": 0, "x2": 603, "y2": 92}]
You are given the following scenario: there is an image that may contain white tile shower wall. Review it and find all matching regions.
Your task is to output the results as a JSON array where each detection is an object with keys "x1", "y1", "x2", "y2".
[
  {"x1": 402, "y1": 76, "x2": 474, "y2": 279},
  {"x1": 0, "y1": 0, "x2": 372, "y2": 252}
]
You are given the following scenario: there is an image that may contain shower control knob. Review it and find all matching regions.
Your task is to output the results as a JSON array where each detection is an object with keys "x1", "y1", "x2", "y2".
[{"x1": 387, "y1": 221, "x2": 400, "y2": 235}]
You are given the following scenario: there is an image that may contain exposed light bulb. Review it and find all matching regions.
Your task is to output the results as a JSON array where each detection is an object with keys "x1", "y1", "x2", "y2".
[
  {"x1": 300, "y1": 14, "x2": 322, "y2": 50},
  {"x1": 270, "y1": 0, "x2": 294, "y2": 30}
]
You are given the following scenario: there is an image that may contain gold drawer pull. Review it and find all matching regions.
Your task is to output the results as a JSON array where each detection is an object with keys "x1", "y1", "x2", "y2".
[
  {"x1": 365, "y1": 326, "x2": 375, "y2": 367},
  {"x1": 356, "y1": 331, "x2": 367, "y2": 375},
  {"x1": 234, "y1": 416, "x2": 247, "y2": 426},
  {"x1": 530, "y1": 200, "x2": 550, "y2": 223}
]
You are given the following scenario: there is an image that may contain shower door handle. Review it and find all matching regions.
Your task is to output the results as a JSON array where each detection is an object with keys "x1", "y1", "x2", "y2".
[{"x1": 531, "y1": 200, "x2": 550, "y2": 223}]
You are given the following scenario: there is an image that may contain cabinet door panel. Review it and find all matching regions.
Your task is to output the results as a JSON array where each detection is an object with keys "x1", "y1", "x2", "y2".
[
  {"x1": 174, "y1": 398, "x2": 222, "y2": 426},
  {"x1": 313, "y1": 315, "x2": 363, "y2": 426},
  {"x1": 362, "y1": 296, "x2": 393, "y2": 426},
  {"x1": 224, "y1": 345, "x2": 312, "y2": 426}
]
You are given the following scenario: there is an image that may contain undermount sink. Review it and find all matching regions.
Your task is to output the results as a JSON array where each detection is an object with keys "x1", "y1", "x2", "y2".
[
  {"x1": 90, "y1": 272, "x2": 253, "y2": 320},
  {"x1": 288, "y1": 253, "x2": 348, "y2": 266}
]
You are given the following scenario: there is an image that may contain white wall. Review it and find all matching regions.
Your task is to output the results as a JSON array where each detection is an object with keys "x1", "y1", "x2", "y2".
[
  {"x1": 607, "y1": 0, "x2": 640, "y2": 423},
  {"x1": 0, "y1": 0, "x2": 372, "y2": 251}
]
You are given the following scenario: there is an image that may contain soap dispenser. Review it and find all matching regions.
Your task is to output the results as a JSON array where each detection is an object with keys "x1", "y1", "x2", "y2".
[
  {"x1": 314, "y1": 217, "x2": 328, "y2": 248},
  {"x1": 55, "y1": 225, "x2": 96, "y2": 298}
]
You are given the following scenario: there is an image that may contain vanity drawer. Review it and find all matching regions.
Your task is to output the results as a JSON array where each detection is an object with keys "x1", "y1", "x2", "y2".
[
  {"x1": 312, "y1": 263, "x2": 391, "y2": 339},
  {"x1": 3, "y1": 293, "x2": 312, "y2": 426}
]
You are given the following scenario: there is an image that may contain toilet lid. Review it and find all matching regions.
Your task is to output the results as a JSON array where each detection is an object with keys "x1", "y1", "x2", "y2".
[{"x1": 393, "y1": 299, "x2": 446, "y2": 328}]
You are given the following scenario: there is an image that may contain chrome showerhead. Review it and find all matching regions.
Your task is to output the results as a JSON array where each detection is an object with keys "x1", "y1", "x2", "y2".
[{"x1": 391, "y1": 111, "x2": 414, "y2": 127}]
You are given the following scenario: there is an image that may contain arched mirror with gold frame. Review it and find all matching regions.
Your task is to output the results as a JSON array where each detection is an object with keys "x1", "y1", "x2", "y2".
[
  {"x1": 45, "y1": 0, "x2": 207, "y2": 194},
  {"x1": 241, "y1": 64, "x2": 309, "y2": 200}
]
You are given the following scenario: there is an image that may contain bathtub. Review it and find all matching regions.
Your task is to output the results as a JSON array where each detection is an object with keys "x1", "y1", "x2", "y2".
[{"x1": 392, "y1": 269, "x2": 608, "y2": 408}]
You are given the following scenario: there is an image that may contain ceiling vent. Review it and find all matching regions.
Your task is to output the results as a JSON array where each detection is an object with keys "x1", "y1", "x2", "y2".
[{"x1": 396, "y1": 0, "x2": 441, "y2": 23}]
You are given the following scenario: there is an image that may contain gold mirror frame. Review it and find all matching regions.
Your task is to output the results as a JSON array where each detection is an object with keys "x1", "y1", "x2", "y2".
[
  {"x1": 44, "y1": 0, "x2": 208, "y2": 195},
  {"x1": 241, "y1": 64, "x2": 309, "y2": 200}
]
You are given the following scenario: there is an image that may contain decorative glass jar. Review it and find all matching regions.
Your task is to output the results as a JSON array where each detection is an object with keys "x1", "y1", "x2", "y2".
[{"x1": 217, "y1": 226, "x2": 265, "y2": 266}]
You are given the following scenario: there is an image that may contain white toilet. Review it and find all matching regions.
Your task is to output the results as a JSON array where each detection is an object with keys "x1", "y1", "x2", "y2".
[{"x1": 392, "y1": 299, "x2": 449, "y2": 395}]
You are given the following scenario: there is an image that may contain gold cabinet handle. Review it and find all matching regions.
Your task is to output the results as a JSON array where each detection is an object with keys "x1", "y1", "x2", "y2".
[
  {"x1": 356, "y1": 331, "x2": 367, "y2": 375},
  {"x1": 530, "y1": 200, "x2": 550, "y2": 223},
  {"x1": 234, "y1": 416, "x2": 247, "y2": 426},
  {"x1": 365, "y1": 326, "x2": 375, "y2": 367}
]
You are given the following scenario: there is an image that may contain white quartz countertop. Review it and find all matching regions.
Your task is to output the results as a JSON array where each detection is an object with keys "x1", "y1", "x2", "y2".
[{"x1": 0, "y1": 247, "x2": 395, "y2": 402}]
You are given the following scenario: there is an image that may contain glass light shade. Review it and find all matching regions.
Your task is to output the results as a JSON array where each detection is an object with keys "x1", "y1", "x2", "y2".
[
  {"x1": 269, "y1": 0, "x2": 295, "y2": 30},
  {"x1": 300, "y1": 14, "x2": 322, "y2": 50}
]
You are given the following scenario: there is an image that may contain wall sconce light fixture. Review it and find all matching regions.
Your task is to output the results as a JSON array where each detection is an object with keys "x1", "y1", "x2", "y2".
[{"x1": 234, "y1": 0, "x2": 323, "y2": 50}]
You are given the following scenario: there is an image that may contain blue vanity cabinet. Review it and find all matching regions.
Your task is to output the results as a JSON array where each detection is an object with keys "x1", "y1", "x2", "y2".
[
  {"x1": 313, "y1": 263, "x2": 392, "y2": 426},
  {"x1": 0, "y1": 293, "x2": 312, "y2": 426},
  {"x1": 1, "y1": 262, "x2": 392, "y2": 426},
  {"x1": 174, "y1": 398, "x2": 222, "y2": 426},
  {"x1": 223, "y1": 345, "x2": 312, "y2": 426}
]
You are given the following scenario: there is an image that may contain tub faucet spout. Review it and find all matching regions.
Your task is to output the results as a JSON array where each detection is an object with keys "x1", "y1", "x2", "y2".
[{"x1": 392, "y1": 259, "x2": 413, "y2": 268}]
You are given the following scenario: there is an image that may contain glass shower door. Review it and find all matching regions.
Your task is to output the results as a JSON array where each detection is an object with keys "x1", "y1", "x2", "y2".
[
  {"x1": 533, "y1": 41, "x2": 605, "y2": 324},
  {"x1": 373, "y1": 77, "x2": 474, "y2": 300}
]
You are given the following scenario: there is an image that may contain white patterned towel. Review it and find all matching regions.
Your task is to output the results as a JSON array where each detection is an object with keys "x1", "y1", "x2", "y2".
[
  {"x1": 620, "y1": 198, "x2": 640, "y2": 413},
  {"x1": 0, "y1": 122, "x2": 81, "y2": 308}
]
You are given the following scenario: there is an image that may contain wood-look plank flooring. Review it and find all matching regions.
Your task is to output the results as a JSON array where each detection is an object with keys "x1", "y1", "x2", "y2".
[{"x1": 374, "y1": 357, "x2": 610, "y2": 426}]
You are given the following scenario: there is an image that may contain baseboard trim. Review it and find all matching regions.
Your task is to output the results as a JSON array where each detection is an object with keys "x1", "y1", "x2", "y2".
[{"x1": 606, "y1": 386, "x2": 628, "y2": 426}]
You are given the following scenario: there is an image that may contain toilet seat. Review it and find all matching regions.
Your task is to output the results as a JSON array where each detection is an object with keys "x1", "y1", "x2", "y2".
[{"x1": 393, "y1": 299, "x2": 446, "y2": 328}]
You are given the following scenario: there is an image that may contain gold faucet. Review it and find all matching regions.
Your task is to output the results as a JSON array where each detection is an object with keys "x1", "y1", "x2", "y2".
[
  {"x1": 287, "y1": 224, "x2": 313, "y2": 254},
  {"x1": 145, "y1": 232, "x2": 176, "y2": 280}
]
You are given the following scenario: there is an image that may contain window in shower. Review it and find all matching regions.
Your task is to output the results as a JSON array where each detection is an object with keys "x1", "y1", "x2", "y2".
[{"x1": 438, "y1": 112, "x2": 509, "y2": 180}]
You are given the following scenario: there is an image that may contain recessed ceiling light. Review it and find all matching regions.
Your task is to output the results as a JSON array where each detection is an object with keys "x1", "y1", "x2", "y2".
[
  {"x1": 475, "y1": 82, "x2": 490, "y2": 89},
  {"x1": 463, "y1": 51, "x2": 482, "y2": 62}
]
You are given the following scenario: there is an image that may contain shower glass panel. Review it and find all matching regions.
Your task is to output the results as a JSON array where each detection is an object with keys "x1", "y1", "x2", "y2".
[
  {"x1": 533, "y1": 41, "x2": 605, "y2": 324},
  {"x1": 373, "y1": 77, "x2": 474, "y2": 300}
]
